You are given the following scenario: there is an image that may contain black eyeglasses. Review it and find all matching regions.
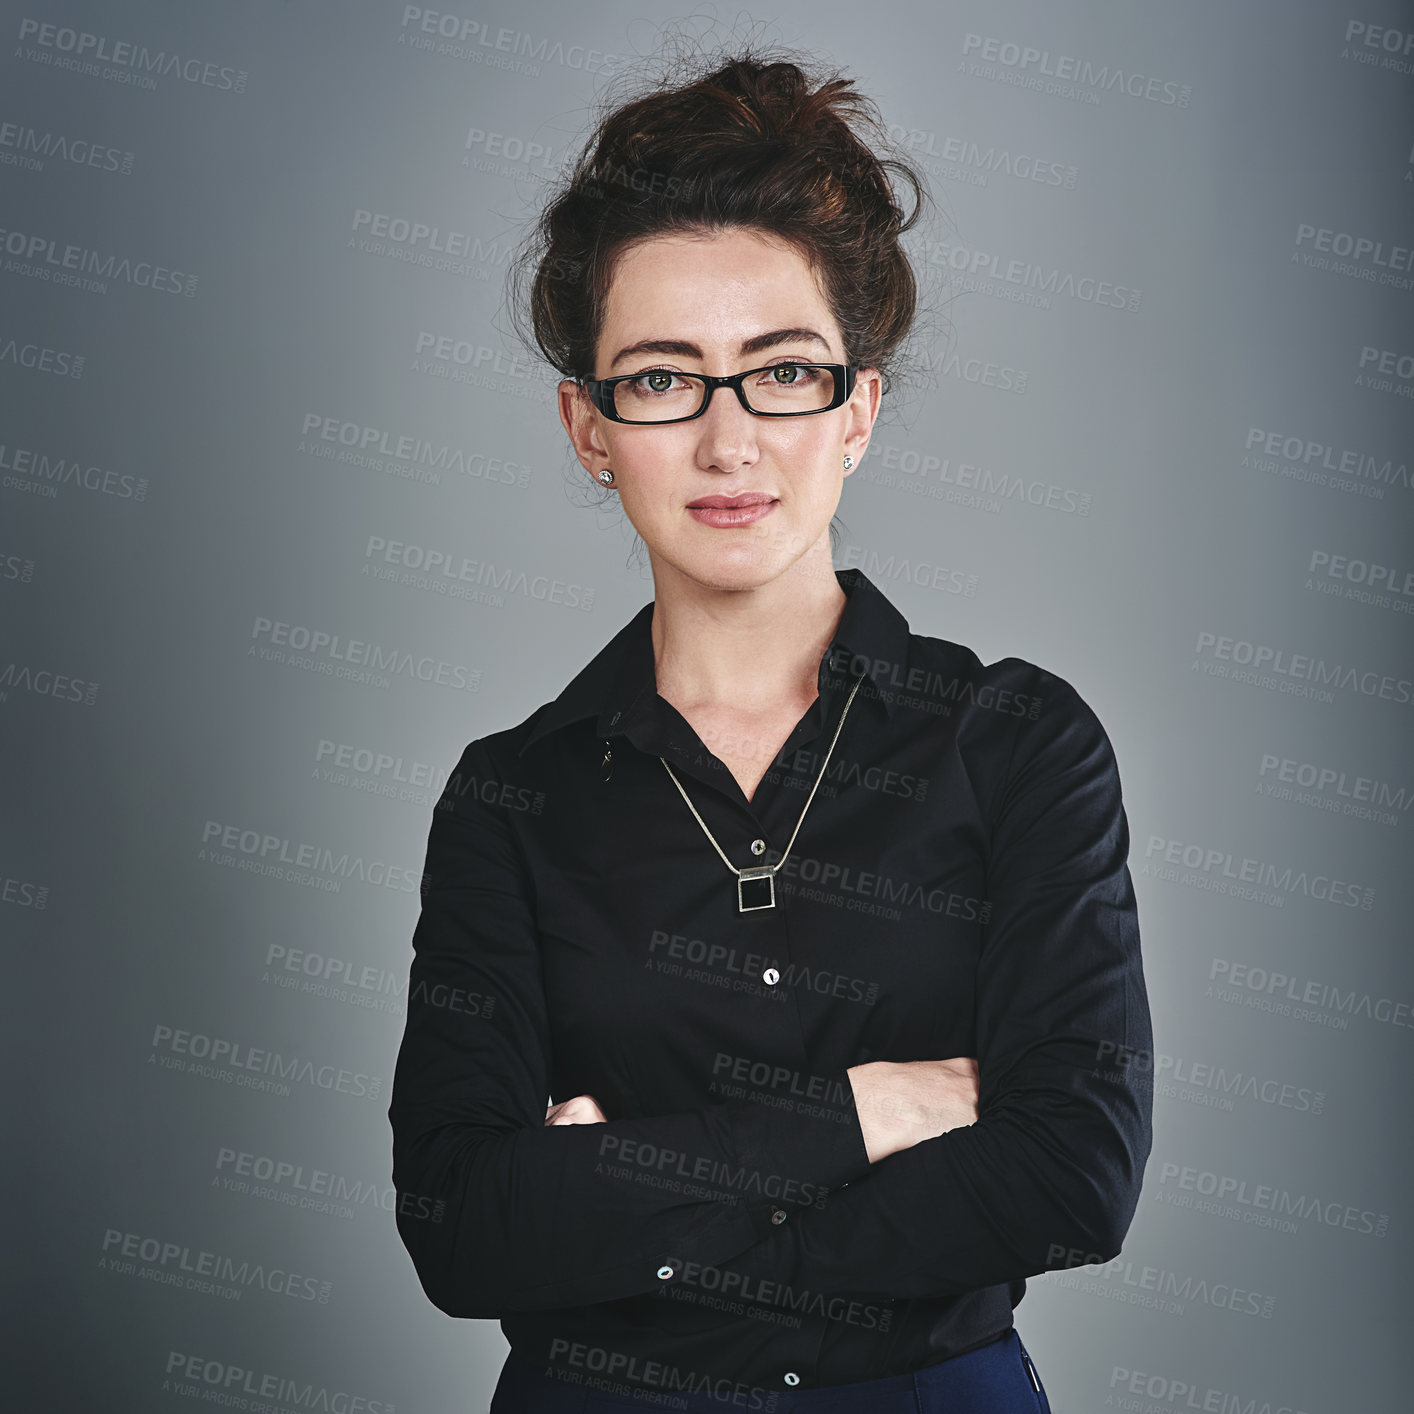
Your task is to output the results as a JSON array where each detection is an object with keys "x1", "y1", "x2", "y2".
[{"x1": 579, "y1": 363, "x2": 859, "y2": 425}]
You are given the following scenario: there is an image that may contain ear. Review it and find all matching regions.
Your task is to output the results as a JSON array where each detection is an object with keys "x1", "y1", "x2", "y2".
[
  {"x1": 842, "y1": 366, "x2": 882, "y2": 472},
  {"x1": 558, "y1": 379, "x2": 611, "y2": 477}
]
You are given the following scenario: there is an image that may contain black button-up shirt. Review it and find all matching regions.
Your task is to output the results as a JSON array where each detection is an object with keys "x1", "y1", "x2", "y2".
[{"x1": 389, "y1": 566, "x2": 1153, "y2": 1400}]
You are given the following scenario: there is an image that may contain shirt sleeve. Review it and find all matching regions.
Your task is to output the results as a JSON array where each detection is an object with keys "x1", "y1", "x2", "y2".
[
  {"x1": 694, "y1": 673, "x2": 1154, "y2": 1303},
  {"x1": 388, "y1": 738, "x2": 874, "y2": 1319}
]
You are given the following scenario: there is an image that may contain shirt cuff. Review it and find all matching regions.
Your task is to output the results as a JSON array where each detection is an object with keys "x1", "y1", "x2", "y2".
[{"x1": 727, "y1": 1063, "x2": 873, "y2": 1227}]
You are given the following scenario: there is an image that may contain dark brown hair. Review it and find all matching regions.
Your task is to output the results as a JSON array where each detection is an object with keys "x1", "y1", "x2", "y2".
[{"x1": 508, "y1": 44, "x2": 934, "y2": 392}]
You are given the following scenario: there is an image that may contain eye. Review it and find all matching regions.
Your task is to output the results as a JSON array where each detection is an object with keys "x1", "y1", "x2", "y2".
[
  {"x1": 760, "y1": 362, "x2": 822, "y2": 384},
  {"x1": 626, "y1": 368, "x2": 687, "y2": 394}
]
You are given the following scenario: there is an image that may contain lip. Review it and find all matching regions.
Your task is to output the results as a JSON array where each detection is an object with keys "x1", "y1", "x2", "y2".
[
  {"x1": 685, "y1": 492, "x2": 779, "y2": 528},
  {"x1": 686, "y1": 493, "x2": 777, "y2": 508}
]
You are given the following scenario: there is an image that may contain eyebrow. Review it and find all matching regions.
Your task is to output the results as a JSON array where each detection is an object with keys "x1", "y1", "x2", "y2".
[{"x1": 607, "y1": 327, "x2": 833, "y2": 372}]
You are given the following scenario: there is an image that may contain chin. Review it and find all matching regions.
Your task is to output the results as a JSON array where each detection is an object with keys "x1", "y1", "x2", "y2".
[
  {"x1": 670, "y1": 543, "x2": 785, "y2": 593},
  {"x1": 691, "y1": 562, "x2": 777, "y2": 593}
]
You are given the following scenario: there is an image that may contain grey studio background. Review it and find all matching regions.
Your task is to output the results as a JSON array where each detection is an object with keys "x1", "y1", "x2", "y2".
[{"x1": 3, "y1": 1, "x2": 1412, "y2": 1411}]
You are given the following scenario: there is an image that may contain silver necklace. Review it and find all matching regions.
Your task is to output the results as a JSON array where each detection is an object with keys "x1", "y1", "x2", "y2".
[{"x1": 658, "y1": 671, "x2": 867, "y2": 912}]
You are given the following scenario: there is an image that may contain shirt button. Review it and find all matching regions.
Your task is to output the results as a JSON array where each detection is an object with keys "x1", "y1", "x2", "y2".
[
  {"x1": 784, "y1": 1372, "x2": 800, "y2": 1386},
  {"x1": 762, "y1": 967, "x2": 780, "y2": 985},
  {"x1": 750, "y1": 838, "x2": 766, "y2": 856},
  {"x1": 770, "y1": 1208, "x2": 787, "y2": 1225},
  {"x1": 656, "y1": 1264, "x2": 674, "y2": 1280}
]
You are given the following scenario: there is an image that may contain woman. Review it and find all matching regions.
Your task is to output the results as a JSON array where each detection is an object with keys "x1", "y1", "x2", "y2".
[{"x1": 389, "y1": 47, "x2": 1153, "y2": 1414}]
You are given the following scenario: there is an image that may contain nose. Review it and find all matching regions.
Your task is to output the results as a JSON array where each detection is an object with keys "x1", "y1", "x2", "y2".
[{"x1": 695, "y1": 380, "x2": 758, "y2": 469}]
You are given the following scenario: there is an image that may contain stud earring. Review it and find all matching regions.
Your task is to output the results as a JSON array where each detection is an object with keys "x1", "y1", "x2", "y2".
[
  {"x1": 597, "y1": 468, "x2": 615, "y2": 485},
  {"x1": 842, "y1": 455, "x2": 854, "y2": 471}
]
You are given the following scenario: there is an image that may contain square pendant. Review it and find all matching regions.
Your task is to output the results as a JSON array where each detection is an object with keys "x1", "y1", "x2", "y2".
[{"x1": 738, "y1": 866, "x2": 775, "y2": 912}]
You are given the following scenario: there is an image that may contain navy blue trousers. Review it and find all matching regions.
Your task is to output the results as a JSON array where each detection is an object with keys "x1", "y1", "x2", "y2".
[{"x1": 489, "y1": 1329, "x2": 1053, "y2": 1413}]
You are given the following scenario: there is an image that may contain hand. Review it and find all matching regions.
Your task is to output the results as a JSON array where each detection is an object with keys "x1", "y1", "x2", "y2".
[
  {"x1": 545, "y1": 1093, "x2": 607, "y2": 1125},
  {"x1": 846, "y1": 1057, "x2": 979, "y2": 1164}
]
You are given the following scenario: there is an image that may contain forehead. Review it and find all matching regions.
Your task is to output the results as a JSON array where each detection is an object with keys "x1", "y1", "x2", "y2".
[{"x1": 602, "y1": 229, "x2": 833, "y2": 330}]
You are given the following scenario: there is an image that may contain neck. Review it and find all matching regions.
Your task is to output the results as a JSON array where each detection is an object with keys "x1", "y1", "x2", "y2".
[{"x1": 648, "y1": 542, "x2": 848, "y2": 715}]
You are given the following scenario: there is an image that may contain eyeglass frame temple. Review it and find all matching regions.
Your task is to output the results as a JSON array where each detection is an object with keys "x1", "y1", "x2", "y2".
[{"x1": 576, "y1": 363, "x2": 859, "y2": 424}]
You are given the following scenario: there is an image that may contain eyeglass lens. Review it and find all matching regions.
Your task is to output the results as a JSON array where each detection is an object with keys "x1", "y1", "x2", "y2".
[{"x1": 613, "y1": 365, "x2": 838, "y2": 421}]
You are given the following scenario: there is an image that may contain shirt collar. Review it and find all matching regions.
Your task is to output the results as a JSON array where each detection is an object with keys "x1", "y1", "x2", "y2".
[{"x1": 515, "y1": 566, "x2": 910, "y2": 758}]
